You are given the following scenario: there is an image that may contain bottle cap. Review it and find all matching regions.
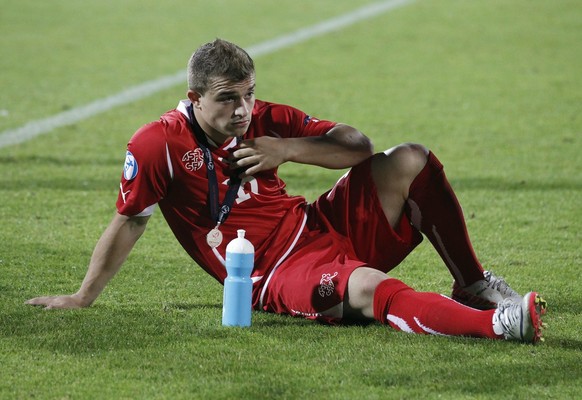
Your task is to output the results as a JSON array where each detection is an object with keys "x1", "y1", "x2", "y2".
[{"x1": 226, "y1": 229, "x2": 254, "y2": 254}]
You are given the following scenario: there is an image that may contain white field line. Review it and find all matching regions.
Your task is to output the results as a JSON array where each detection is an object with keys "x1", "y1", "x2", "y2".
[{"x1": 0, "y1": 0, "x2": 415, "y2": 149}]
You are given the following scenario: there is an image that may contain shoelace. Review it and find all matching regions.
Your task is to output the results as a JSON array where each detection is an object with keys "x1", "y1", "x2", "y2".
[
  {"x1": 496, "y1": 299, "x2": 522, "y2": 339},
  {"x1": 484, "y1": 271, "x2": 516, "y2": 297}
]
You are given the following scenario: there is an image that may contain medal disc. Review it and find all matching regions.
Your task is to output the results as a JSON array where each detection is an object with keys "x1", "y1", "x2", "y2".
[{"x1": 206, "y1": 228, "x2": 223, "y2": 248}]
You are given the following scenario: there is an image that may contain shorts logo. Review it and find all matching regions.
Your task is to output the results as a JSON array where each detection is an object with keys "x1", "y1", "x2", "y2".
[
  {"x1": 123, "y1": 151, "x2": 138, "y2": 180},
  {"x1": 182, "y1": 148, "x2": 204, "y2": 172},
  {"x1": 318, "y1": 272, "x2": 338, "y2": 297}
]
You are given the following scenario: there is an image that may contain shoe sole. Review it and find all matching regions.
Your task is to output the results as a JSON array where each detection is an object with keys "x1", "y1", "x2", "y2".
[{"x1": 527, "y1": 292, "x2": 547, "y2": 344}]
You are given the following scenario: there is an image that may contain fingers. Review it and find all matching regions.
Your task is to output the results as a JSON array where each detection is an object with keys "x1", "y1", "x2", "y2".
[
  {"x1": 239, "y1": 163, "x2": 260, "y2": 178},
  {"x1": 231, "y1": 146, "x2": 254, "y2": 161},
  {"x1": 25, "y1": 296, "x2": 53, "y2": 307},
  {"x1": 229, "y1": 138, "x2": 282, "y2": 176},
  {"x1": 25, "y1": 295, "x2": 81, "y2": 309},
  {"x1": 229, "y1": 150, "x2": 260, "y2": 177},
  {"x1": 231, "y1": 154, "x2": 259, "y2": 169}
]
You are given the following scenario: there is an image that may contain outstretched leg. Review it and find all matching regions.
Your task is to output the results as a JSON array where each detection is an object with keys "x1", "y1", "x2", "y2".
[
  {"x1": 344, "y1": 267, "x2": 545, "y2": 343},
  {"x1": 345, "y1": 268, "x2": 494, "y2": 337}
]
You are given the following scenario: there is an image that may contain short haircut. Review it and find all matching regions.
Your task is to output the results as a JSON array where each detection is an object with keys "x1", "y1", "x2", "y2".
[{"x1": 187, "y1": 38, "x2": 255, "y2": 94}]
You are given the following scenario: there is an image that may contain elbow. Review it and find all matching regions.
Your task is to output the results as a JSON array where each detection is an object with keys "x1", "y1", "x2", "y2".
[
  {"x1": 332, "y1": 124, "x2": 374, "y2": 156},
  {"x1": 361, "y1": 135, "x2": 374, "y2": 157},
  {"x1": 349, "y1": 130, "x2": 374, "y2": 161}
]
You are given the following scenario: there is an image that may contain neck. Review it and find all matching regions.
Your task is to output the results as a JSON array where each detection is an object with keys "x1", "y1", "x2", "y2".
[{"x1": 189, "y1": 107, "x2": 230, "y2": 146}]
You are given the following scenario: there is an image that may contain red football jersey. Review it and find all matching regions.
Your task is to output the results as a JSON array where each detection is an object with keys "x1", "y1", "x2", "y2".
[{"x1": 116, "y1": 99, "x2": 336, "y2": 286}]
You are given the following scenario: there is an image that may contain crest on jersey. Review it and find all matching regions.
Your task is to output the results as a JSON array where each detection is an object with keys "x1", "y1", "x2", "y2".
[
  {"x1": 123, "y1": 151, "x2": 138, "y2": 180},
  {"x1": 182, "y1": 148, "x2": 204, "y2": 172},
  {"x1": 318, "y1": 272, "x2": 339, "y2": 297}
]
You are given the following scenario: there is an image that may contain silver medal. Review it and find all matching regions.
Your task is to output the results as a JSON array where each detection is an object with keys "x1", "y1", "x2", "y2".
[{"x1": 206, "y1": 227, "x2": 223, "y2": 248}]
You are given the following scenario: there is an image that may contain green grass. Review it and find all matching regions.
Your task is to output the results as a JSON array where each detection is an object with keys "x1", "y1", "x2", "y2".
[{"x1": 1, "y1": 0, "x2": 581, "y2": 398}]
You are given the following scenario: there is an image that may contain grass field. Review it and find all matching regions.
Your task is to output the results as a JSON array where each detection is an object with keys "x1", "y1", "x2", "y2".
[{"x1": 1, "y1": 0, "x2": 581, "y2": 398}]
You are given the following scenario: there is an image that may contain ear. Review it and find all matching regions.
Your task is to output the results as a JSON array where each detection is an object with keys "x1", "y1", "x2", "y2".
[{"x1": 187, "y1": 90, "x2": 203, "y2": 109}]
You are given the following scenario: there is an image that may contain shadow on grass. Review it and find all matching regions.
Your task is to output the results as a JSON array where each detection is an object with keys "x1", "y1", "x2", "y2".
[
  {"x1": 550, "y1": 337, "x2": 582, "y2": 351},
  {"x1": 2, "y1": 301, "x2": 337, "y2": 355},
  {"x1": 5, "y1": 300, "x2": 580, "y2": 356},
  {"x1": 163, "y1": 302, "x2": 221, "y2": 311},
  {"x1": 1, "y1": 300, "x2": 379, "y2": 359},
  {"x1": 0, "y1": 304, "x2": 229, "y2": 354}
]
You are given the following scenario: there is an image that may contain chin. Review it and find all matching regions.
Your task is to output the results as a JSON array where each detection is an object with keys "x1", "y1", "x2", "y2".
[{"x1": 232, "y1": 127, "x2": 250, "y2": 137}]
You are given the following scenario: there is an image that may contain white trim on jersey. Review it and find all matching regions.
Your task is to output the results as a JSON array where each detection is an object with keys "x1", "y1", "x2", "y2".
[
  {"x1": 136, "y1": 203, "x2": 157, "y2": 217},
  {"x1": 177, "y1": 100, "x2": 190, "y2": 118},
  {"x1": 165, "y1": 142, "x2": 174, "y2": 180},
  {"x1": 259, "y1": 210, "x2": 308, "y2": 309}
]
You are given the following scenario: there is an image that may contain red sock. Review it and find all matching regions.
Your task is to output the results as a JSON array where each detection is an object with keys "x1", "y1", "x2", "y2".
[
  {"x1": 407, "y1": 152, "x2": 484, "y2": 287},
  {"x1": 373, "y1": 278, "x2": 499, "y2": 338}
]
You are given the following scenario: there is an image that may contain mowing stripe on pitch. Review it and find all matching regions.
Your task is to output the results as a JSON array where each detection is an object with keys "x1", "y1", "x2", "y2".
[{"x1": 0, "y1": 0, "x2": 415, "y2": 149}]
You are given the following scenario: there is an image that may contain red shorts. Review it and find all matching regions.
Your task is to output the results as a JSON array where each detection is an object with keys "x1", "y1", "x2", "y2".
[{"x1": 260, "y1": 157, "x2": 423, "y2": 323}]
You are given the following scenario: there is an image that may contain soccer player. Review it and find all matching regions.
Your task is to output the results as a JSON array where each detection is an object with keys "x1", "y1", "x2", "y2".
[{"x1": 26, "y1": 39, "x2": 546, "y2": 343}]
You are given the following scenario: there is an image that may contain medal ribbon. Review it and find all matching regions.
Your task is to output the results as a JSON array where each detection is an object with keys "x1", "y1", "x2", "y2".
[{"x1": 187, "y1": 104, "x2": 242, "y2": 226}]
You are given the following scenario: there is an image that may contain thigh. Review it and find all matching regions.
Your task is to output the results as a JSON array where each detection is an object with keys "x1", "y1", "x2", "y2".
[
  {"x1": 259, "y1": 230, "x2": 364, "y2": 324},
  {"x1": 310, "y1": 157, "x2": 423, "y2": 271}
]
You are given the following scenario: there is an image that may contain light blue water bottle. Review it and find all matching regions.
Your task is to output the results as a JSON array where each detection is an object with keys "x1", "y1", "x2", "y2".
[{"x1": 222, "y1": 229, "x2": 254, "y2": 327}]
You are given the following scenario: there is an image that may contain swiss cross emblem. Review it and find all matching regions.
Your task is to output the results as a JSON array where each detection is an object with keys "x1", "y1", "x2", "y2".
[{"x1": 182, "y1": 149, "x2": 204, "y2": 172}]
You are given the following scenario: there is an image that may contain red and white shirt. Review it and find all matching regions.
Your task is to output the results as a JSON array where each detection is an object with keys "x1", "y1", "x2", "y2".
[{"x1": 116, "y1": 99, "x2": 336, "y2": 286}]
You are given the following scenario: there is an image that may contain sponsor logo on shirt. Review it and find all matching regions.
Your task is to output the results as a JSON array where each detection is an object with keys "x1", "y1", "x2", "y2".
[
  {"x1": 119, "y1": 182, "x2": 131, "y2": 203},
  {"x1": 291, "y1": 309, "x2": 323, "y2": 318},
  {"x1": 182, "y1": 148, "x2": 204, "y2": 172},
  {"x1": 123, "y1": 151, "x2": 138, "y2": 180}
]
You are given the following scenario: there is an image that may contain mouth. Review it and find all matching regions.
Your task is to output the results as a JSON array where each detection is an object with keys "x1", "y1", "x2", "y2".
[{"x1": 232, "y1": 119, "x2": 249, "y2": 127}]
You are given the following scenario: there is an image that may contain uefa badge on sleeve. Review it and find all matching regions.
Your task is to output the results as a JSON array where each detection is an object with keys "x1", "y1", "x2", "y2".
[{"x1": 123, "y1": 151, "x2": 138, "y2": 180}]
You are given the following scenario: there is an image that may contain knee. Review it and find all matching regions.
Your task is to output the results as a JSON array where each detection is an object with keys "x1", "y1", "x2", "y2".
[
  {"x1": 350, "y1": 268, "x2": 387, "y2": 298},
  {"x1": 345, "y1": 267, "x2": 388, "y2": 319},
  {"x1": 382, "y1": 143, "x2": 429, "y2": 174},
  {"x1": 372, "y1": 143, "x2": 429, "y2": 186}
]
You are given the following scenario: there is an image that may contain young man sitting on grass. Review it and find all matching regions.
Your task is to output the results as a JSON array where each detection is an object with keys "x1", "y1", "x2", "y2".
[{"x1": 27, "y1": 39, "x2": 547, "y2": 343}]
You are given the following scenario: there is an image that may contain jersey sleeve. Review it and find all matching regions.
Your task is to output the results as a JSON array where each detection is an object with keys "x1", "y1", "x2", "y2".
[
  {"x1": 116, "y1": 120, "x2": 172, "y2": 216},
  {"x1": 267, "y1": 103, "x2": 337, "y2": 138}
]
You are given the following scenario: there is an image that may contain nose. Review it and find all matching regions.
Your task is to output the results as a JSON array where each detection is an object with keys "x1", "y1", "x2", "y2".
[{"x1": 234, "y1": 98, "x2": 249, "y2": 118}]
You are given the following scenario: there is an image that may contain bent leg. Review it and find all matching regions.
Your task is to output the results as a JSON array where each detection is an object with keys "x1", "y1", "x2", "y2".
[
  {"x1": 371, "y1": 143, "x2": 429, "y2": 228},
  {"x1": 406, "y1": 151, "x2": 485, "y2": 286},
  {"x1": 371, "y1": 144, "x2": 484, "y2": 287}
]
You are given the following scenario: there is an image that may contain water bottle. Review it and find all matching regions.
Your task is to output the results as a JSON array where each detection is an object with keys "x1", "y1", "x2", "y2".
[{"x1": 222, "y1": 229, "x2": 254, "y2": 327}]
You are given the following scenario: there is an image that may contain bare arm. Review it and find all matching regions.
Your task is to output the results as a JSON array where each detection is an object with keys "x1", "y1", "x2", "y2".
[
  {"x1": 231, "y1": 123, "x2": 374, "y2": 176},
  {"x1": 25, "y1": 212, "x2": 150, "y2": 309}
]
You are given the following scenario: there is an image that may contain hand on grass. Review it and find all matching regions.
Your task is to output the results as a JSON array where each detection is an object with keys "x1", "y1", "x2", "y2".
[{"x1": 25, "y1": 294, "x2": 87, "y2": 309}]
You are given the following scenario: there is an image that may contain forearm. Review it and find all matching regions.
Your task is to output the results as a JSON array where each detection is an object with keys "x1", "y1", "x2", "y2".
[
  {"x1": 75, "y1": 213, "x2": 148, "y2": 306},
  {"x1": 232, "y1": 123, "x2": 374, "y2": 177},
  {"x1": 285, "y1": 124, "x2": 374, "y2": 169}
]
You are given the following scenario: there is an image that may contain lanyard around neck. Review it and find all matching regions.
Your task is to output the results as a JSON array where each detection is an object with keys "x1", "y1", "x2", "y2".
[{"x1": 186, "y1": 104, "x2": 242, "y2": 226}]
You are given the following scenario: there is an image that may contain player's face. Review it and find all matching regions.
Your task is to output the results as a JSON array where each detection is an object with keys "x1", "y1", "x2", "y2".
[{"x1": 189, "y1": 75, "x2": 256, "y2": 144}]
